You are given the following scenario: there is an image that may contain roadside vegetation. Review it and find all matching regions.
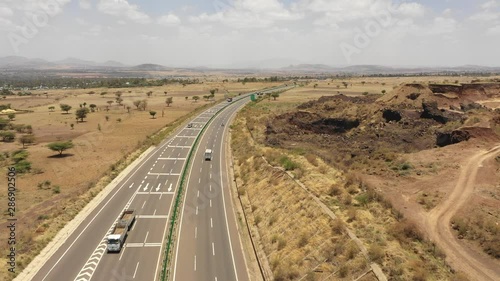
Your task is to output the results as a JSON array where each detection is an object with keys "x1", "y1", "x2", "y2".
[{"x1": 231, "y1": 88, "x2": 462, "y2": 280}]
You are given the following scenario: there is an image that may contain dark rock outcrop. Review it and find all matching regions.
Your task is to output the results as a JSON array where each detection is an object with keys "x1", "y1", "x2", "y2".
[
  {"x1": 436, "y1": 130, "x2": 471, "y2": 147},
  {"x1": 421, "y1": 101, "x2": 449, "y2": 124},
  {"x1": 383, "y1": 109, "x2": 402, "y2": 122}
]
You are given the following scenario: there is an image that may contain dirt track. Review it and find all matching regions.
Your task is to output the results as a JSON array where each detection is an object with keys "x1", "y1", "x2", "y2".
[{"x1": 425, "y1": 145, "x2": 500, "y2": 281}]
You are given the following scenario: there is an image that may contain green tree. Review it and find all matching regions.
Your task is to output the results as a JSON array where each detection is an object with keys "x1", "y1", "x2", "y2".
[
  {"x1": 185, "y1": 96, "x2": 188, "y2": 101},
  {"x1": 192, "y1": 96, "x2": 200, "y2": 102},
  {"x1": 126, "y1": 106, "x2": 131, "y2": 113},
  {"x1": 209, "y1": 89, "x2": 216, "y2": 96},
  {"x1": 19, "y1": 134, "x2": 35, "y2": 148},
  {"x1": 271, "y1": 93, "x2": 280, "y2": 100},
  {"x1": 342, "y1": 81, "x2": 349, "y2": 88},
  {"x1": 89, "y1": 104, "x2": 97, "y2": 112},
  {"x1": 75, "y1": 108, "x2": 89, "y2": 122},
  {"x1": 149, "y1": 111, "x2": 157, "y2": 119},
  {"x1": 107, "y1": 100, "x2": 114, "y2": 107},
  {"x1": 47, "y1": 141, "x2": 74, "y2": 156},
  {"x1": 48, "y1": 106, "x2": 55, "y2": 112},
  {"x1": 8, "y1": 113, "x2": 15, "y2": 120},
  {"x1": 60, "y1": 104, "x2": 72, "y2": 114},
  {"x1": 381, "y1": 90, "x2": 387, "y2": 94},
  {"x1": 165, "y1": 97, "x2": 173, "y2": 107},
  {"x1": 146, "y1": 91, "x2": 153, "y2": 98},
  {"x1": 0, "y1": 131, "x2": 15, "y2": 142}
]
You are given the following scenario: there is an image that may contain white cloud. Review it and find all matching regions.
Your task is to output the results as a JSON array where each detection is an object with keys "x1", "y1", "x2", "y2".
[
  {"x1": 428, "y1": 17, "x2": 458, "y2": 35},
  {"x1": 0, "y1": 6, "x2": 14, "y2": 17},
  {"x1": 140, "y1": 34, "x2": 160, "y2": 41},
  {"x1": 157, "y1": 14, "x2": 181, "y2": 26},
  {"x1": 97, "y1": 0, "x2": 150, "y2": 24},
  {"x1": 397, "y1": 2, "x2": 425, "y2": 18},
  {"x1": 481, "y1": 0, "x2": 499, "y2": 10},
  {"x1": 486, "y1": 24, "x2": 500, "y2": 34},
  {"x1": 79, "y1": 0, "x2": 91, "y2": 10},
  {"x1": 190, "y1": 0, "x2": 302, "y2": 28},
  {"x1": 76, "y1": 18, "x2": 88, "y2": 26}
]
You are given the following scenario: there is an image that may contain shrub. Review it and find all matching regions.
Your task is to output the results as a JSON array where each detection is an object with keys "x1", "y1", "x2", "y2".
[
  {"x1": 15, "y1": 160, "x2": 32, "y2": 173},
  {"x1": 279, "y1": 156, "x2": 300, "y2": 171},
  {"x1": 390, "y1": 219, "x2": 423, "y2": 243}
]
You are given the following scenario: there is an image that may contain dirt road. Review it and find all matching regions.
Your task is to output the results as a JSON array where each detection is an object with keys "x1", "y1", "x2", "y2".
[{"x1": 425, "y1": 145, "x2": 500, "y2": 281}]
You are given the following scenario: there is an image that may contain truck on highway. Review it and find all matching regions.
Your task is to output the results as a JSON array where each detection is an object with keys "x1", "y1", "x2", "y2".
[
  {"x1": 227, "y1": 97, "x2": 233, "y2": 102},
  {"x1": 107, "y1": 209, "x2": 136, "y2": 253},
  {"x1": 204, "y1": 149, "x2": 213, "y2": 161}
]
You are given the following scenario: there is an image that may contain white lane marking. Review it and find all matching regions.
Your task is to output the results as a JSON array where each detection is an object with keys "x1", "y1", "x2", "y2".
[
  {"x1": 129, "y1": 183, "x2": 134, "y2": 189},
  {"x1": 157, "y1": 174, "x2": 160, "y2": 180},
  {"x1": 210, "y1": 184, "x2": 212, "y2": 192},
  {"x1": 153, "y1": 209, "x2": 157, "y2": 216},
  {"x1": 197, "y1": 190, "x2": 200, "y2": 198},
  {"x1": 212, "y1": 243, "x2": 215, "y2": 256},
  {"x1": 210, "y1": 173, "x2": 212, "y2": 179},
  {"x1": 144, "y1": 231, "x2": 149, "y2": 245},
  {"x1": 215, "y1": 277, "x2": 218, "y2": 281},
  {"x1": 72, "y1": 184, "x2": 142, "y2": 281},
  {"x1": 195, "y1": 227, "x2": 197, "y2": 239},
  {"x1": 159, "y1": 193, "x2": 162, "y2": 200},
  {"x1": 133, "y1": 262, "x2": 139, "y2": 279},
  {"x1": 210, "y1": 200, "x2": 212, "y2": 208},
  {"x1": 168, "y1": 183, "x2": 173, "y2": 192},
  {"x1": 162, "y1": 164, "x2": 165, "y2": 169},
  {"x1": 141, "y1": 201, "x2": 146, "y2": 209},
  {"x1": 194, "y1": 255, "x2": 197, "y2": 271},
  {"x1": 196, "y1": 206, "x2": 198, "y2": 215},
  {"x1": 143, "y1": 183, "x2": 149, "y2": 191},
  {"x1": 199, "y1": 178, "x2": 201, "y2": 184},
  {"x1": 210, "y1": 164, "x2": 213, "y2": 169},
  {"x1": 211, "y1": 218, "x2": 213, "y2": 228},
  {"x1": 156, "y1": 183, "x2": 161, "y2": 191},
  {"x1": 219, "y1": 114, "x2": 241, "y2": 281},
  {"x1": 141, "y1": 180, "x2": 145, "y2": 184},
  {"x1": 119, "y1": 245, "x2": 126, "y2": 261},
  {"x1": 200, "y1": 168, "x2": 202, "y2": 172}
]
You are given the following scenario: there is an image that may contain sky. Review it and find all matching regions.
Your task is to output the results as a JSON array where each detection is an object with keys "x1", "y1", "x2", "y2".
[{"x1": 0, "y1": 0, "x2": 499, "y2": 68}]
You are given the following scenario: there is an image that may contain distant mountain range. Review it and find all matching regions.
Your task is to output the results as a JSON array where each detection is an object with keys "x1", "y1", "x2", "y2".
[
  {"x1": 0, "y1": 56, "x2": 499, "y2": 75},
  {"x1": 0, "y1": 56, "x2": 127, "y2": 70}
]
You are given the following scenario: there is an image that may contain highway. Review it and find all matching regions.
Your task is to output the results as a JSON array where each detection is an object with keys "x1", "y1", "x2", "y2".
[
  {"x1": 20, "y1": 86, "x2": 291, "y2": 281},
  {"x1": 171, "y1": 96, "x2": 249, "y2": 281}
]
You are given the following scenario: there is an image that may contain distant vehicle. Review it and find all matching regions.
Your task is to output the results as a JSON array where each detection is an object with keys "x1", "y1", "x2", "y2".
[
  {"x1": 107, "y1": 209, "x2": 136, "y2": 253},
  {"x1": 187, "y1": 123, "x2": 193, "y2": 128},
  {"x1": 227, "y1": 97, "x2": 233, "y2": 102},
  {"x1": 204, "y1": 149, "x2": 213, "y2": 161}
]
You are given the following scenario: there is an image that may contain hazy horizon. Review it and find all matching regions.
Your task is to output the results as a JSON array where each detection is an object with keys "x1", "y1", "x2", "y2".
[{"x1": 0, "y1": 0, "x2": 499, "y2": 68}]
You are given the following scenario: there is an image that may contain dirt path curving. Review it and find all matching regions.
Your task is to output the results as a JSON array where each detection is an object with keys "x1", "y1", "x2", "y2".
[{"x1": 425, "y1": 145, "x2": 500, "y2": 281}]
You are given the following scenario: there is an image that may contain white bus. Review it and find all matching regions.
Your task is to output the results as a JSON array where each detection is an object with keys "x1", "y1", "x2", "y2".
[{"x1": 204, "y1": 149, "x2": 213, "y2": 161}]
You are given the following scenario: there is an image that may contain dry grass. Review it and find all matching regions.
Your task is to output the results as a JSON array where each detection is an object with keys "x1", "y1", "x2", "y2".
[
  {"x1": 231, "y1": 86, "x2": 459, "y2": 280},
  {"x1": 0, "y1": 81, "x2": 281, "y2": 280}
]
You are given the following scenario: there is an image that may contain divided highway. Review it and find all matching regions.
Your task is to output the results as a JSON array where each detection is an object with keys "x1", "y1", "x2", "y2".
[{"x1": 20, "y1": 86, "x2": 291, "y2": 281}]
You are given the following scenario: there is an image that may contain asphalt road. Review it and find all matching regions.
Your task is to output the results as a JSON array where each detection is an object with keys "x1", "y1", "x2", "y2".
[
  {"x1": 172, "y1": 98, "x2": 249, "y2": 281},
  {"x1": 23, "y1": 85, "x2": 292, "y2": 281},
  {"x1": 171, "y1": 86, "x2": 295, "y2": 281}
]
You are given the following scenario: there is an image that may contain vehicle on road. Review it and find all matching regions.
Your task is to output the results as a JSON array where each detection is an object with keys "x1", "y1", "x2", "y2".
[
  {"x1": 187, "y1": 123, "x2": 193, "y2": 128},
  {"x1": 227, "y1": 97, "x2": 233, "y2": 102},
  {"x1": 107, "y1": 209, "x2": 136, "y2": 253},
  {"x1": 204, "y1": 149, "x2": 213, "y2": 161}
]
